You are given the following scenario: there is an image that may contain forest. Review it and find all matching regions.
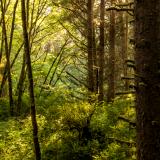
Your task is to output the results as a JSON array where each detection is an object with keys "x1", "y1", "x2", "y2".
[{"x1": 0, "y1": 0, "x2": 159, "y2": 159}]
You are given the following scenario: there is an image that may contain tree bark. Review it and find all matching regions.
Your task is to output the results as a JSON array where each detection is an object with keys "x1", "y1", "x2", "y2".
[
  {"x1": 120, "y1": 2, "x2": 128, "y2": 91},
  {"x1": 107, "y1": 0, "x2": 115, "y2": 102},
  {"x1": 98, "y1": 0, "x2": 105, "y2": 102},
  {"x1": 87, "y1": 0, "x2": 95, "y2": 94},
  {"x1": 0, "y1": 0, "x2": 18, "y2": 99},
  {"x1": 135, "y1": 0, "x2": 160, "y2": 159},
  {"x1": 20, "y1": 0, "x2": 41, "y2": 159},
  {"x1": 1, "y1": 1, "x2": 14, "y2": 116},
  {"x1": 93, "y1": 25, "x2": 98, "y2": 94}
]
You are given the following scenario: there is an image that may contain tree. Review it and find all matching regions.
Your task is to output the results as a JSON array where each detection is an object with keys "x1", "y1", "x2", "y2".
[
  {"x1": 0, "y1": 0, "x2": 14, "y2": 116},
  {"x1": 119, "y1": 0, "x2": 129, "y2": 91},
  {"x1": 20, "y1": 0, "x2": 41, "y2": 159},
  {"x1": 107, "y1": 0, "x2": 116, "y2": 102},
  {"x1": 135, "y1": 0, "x2": 160, "y2": 159},
  {"x1": 87, "y1": 0, "x2": 95, "y2": 94},
  {"x1": 98, "y1": 0, "x2": 105, "y2": 102}
]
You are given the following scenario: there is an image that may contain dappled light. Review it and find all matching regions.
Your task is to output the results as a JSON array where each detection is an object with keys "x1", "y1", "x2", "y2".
[{"x1": 0, "y1": 0, "x2": 158, "y2": 159}]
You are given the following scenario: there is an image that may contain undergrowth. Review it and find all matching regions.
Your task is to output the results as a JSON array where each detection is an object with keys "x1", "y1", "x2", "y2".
[{"x1": 0, "y1": 92, "x2": 136, "y2": 160}]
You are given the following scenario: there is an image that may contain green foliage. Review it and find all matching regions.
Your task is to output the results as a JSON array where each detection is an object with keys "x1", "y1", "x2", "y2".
[
  {"x1": 0, "y1": 94, "x2": 135, "y2": 160},
  {"x1": 0, "y1": 0, "x2": 136, "y2": 159},
  {"x1": 0, "y1": 115, "x2": 46, "y2": 160},
  {"x1": 0, "y1": 98, "x2": 10, "y2": 120}
]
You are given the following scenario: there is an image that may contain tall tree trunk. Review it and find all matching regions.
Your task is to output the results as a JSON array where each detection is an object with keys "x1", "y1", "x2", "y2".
[
  {"x1": 135, "y1": 0, "x2": 160, "y2": 159},
  {"x1": 0, "y1": 0, "x2": 18, "y2": 98},
  {"x1": 87, "y1": 0, "x2": 95, "y2": 94},
  {"x1": 93, "y1": 26, "x2": 98, "y2": 94},
  {"x1": 107, "y1": 0, "x2": 115, "y2": 102},
  {"x1": 20, "y1": 0, "x2": 41, "y2": 159},
  {"x1": 1, "y1": 1, "x2": 14, "y2": 116},
  {"x1": 98, "y1": 0, "x2": 105, "y2": 102},
  {"x1": 120, "y1": 3, "x2": 128, "y2": 91},
  {"x1": 124, "y1": 9, "x2": 128, "y2": 90}
]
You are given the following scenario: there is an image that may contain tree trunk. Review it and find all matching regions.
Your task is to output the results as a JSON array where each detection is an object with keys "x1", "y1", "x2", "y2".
[
  {"x1": 120, "y1": 4, "x2": 128, "y2": 91},
  {"x1": 0, "y1": 0, "x2": 18, "y2": 100},
  {"x1": 98, "y1": 0, "x2": 105, "y2": 102},
  {"x1": 1, "y1": 1, "x2": 14, "y2": 116},
  {"x1": 135, "y1": 0, "x2": 160, "y2": 159},
  {"x1": 93, "y1": 26, "x2": 98, "y2": 94},
  {"x1": 124, "y1": 9, "x2": 128, "y2": 90},
  {"x1": 20, "y1": 0, "x2": 41, "y2": 159},
  {"x1": 107, "y1": 0, "x2": 115, "y2": 102},
  {"x1": 87, "y1": 0, "x2": 95, "y2": 94}
]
